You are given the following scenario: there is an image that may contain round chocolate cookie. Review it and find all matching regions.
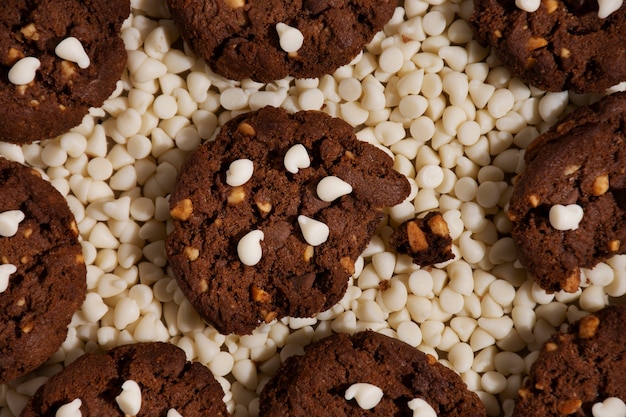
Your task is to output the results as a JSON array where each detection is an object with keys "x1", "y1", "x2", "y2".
[
  {"x1": 21, "y1": 342, "x2": 230, "y2": 416},
  {"x1": 165, "y1": 0, "x2": 397, "y2": 83},
  {"x1": 0, "y1": 0, "x2": 129, "y2": 144},
  {"x1": 470, "y1": 0, "x2": 626, "y2": 92},
  {"x1": 513, "y1": 306, "x2": 626, "y2": 416},
  {"x1": 0, "y1": 157, "x2": 86, "y2": 383},
  {"x1": 165, "y1": 106, "x2": 410, "y2": 335},
  {"x1": 508, "y1": 92, "x2": 626, "y2": 293},
  {"x1": 259, "y1": 331, "x2": 486, "y2": 416}
]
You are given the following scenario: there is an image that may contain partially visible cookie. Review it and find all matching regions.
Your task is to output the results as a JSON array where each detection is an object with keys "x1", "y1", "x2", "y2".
[
  {"x1": 513, "y1": 306, "x2": 626, "y2": 416},
  {"x1": 0, "y1": 0, "x2": 129, "y2": 143},
  {"x1": 21, "y1": 342, "x2": 230, "y2": 416},
  {"x1": 165, "y1": 107, "x2": 410, "y2": 334},
  {"x1": 508, "y1": 92, "x2": 626, "y2": 293},
  {"x1": 259, "y1": 331, "x2": 486, "y2": 416},
  {"x1": 470, "y1": 0, "x2": 626, "y2": 92},
  {"x1": 389, "y1": 212, "x2": 454, "y2": 267},
  {"x1": 0, "y1": 157, "x2": 86, "y2": 383},
  {"x1": 165, "y1": 0, "x2": 397, "y2": 82}
]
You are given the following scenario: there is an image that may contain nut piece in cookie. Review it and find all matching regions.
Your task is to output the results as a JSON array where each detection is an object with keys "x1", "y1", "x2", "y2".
[
  {"x1": 513, "y1": 306, "x2": 626, "y2": 416},
  {"x1": 508, "y1": 92, "x2": 626, "y2": 293},
  {"x1": 165, "y1": 107, "x2": 410, "y2": 334},
  {"x1": 389, "y1": 212, "x2": 454, "y2": 267}
]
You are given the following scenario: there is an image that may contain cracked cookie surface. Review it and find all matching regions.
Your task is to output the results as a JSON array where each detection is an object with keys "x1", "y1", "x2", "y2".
[
  {"x1": 508, "y1": 92, "x2": 626, "y2": 293},
  {"x1": 259, "y1": 331, "x2": 486, "y2": 416},
  {"x1": 0, "y1": 0, "x2": 129, "y2": 143},
  {"x1": 513, "y1": 306, "x2": 626, "y2": 416},
  {"x1": 166, "y1": 0, "x2": 397, "y2": 82},
  {"x1": 21, "y1": 342, "x2": 229, "y2": 416},
  {"x1": 470, "y1": 0, "x2": 626, "y2": 92},
  {"x1": 0, "y1": 157, "x2": 86, "y2": 383},
  {"x1": 165, "y1": 107, "x2": 410, "y2": 335}
]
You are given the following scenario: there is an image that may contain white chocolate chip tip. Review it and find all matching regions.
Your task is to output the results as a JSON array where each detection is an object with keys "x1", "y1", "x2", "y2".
[
  {"x1": 226, "y1": 158, "x2": 254, "y2": 187},
  {"x1": 344, "y1": 383, "x2": 384, "y2": 410},
  {"x1": 115, "y1": 380, "x2": 142, "y2": 416},
  {"x1": 55, "y1": 37, "x2": 91, "y2": 69},
  {"x1": 298, "y1": 215, "x2": 330, "y2": 247},
  {"x1": 237, "y1": 230, "x2": 264, "y2": 266}
]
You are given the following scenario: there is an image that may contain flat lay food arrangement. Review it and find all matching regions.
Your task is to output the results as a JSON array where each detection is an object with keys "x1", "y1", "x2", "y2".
[{"x1": 1, "y1": 0, "x2": 626, "y2": 416}]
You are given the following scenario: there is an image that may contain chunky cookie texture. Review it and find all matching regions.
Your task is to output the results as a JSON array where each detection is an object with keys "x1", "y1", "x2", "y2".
[
  {"x1": 389, "y1": 212, "x2": 454, "y2": 267},
  {"x1": 470, "y1": 0, "x2": 626, "y2": 92},
  {"x1": 21, "y1": 342, "x2": 229, "y2": 416},
  {"x1": 0, "y1": 157, "x2": 86, "y2": 383},
  {"x1": 166, "y1": 107, "x2": 410, "y2": 334},
  {"x1": 0, "y1": 0, "x2": 129, "y2": 143},
  {"x1": 166, "y1": 0, "x2": 397, "y2": 82},
  {"x1": 513, "y1": 306, "x2": 626, "y2": 416},
  {"x1": 259, "y1": 331, "x2": 486, "y2": 416},
  {"x1": 508, "y1": 92, "x2": 626, "y2": 293}
]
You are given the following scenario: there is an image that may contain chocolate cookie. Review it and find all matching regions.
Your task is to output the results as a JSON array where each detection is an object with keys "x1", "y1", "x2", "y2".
[
  {"x1": 259, "y1": 331, "x2": 486, "y2": 416},
  {"x1": 165, "y1": 0, "x2": 397, "y2": 82},
  {"x1": 0, "y1": 0, "x2": 129, "y2": 144},
  {"x1": 389, "y1": 212, "x2": 454, "y2": 267},
  {"x1": 508, "y1": 92, "x2": 626, "y2": 293},
  {"x1": 21, "y1": 342, "x2": 229, "y2": 417},
  {"x1": 0, "y1": 157, "x2": 86, "y2": 383},
  {"x1": 470, "y1": 0, "x2": 626, "y2": 92},
  {"x1": 513, "y1": 306, "x2": 626, "y2": 416},
  {"x1": 165, "y1": 106, "x2": 410, "y2": 334}
]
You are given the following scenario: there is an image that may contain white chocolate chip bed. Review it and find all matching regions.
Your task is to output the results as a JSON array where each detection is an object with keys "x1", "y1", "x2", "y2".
[{"x1": 2, "y1": 0, "x2": 626, "y2": 416}]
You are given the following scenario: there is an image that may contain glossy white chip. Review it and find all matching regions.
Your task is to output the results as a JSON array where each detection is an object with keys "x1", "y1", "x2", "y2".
[
  {"x1": 515, "y1": 0, "x2": 540, "y2": 12},
  {"x1": 344, "y1": 383, "x2": 384, "y2": 410},
  {"x1": 276, "y1": 23, "x2": 304, "y2": 53},
  {"x1": 408, "y1": 398, "x2": 437, "y2": 417},
  {"x1": 0, "y1": 210, "x2": 25, "y2": 237},
  {"x1": 0, "y1": 264, "x2": 17, "y2": 293},
  {"x1": 115, "y1": 380, "x2": 142, "y2": 416},
  {"x1": 316, "y1": 176, "x2": 353, "y2": 202},
  {"x1": 298, "y1": 215, "x2": 330, "y2": 247},
  {"x1": 226, "y1": 159, "x2": 254, "y2": 186},
  {"x1": 55, "y1": 37, "x2": 91, "y2": 69},
  {"x1": 549, "y1": 204, "x2": 584, "y2": 231},
  {"x1": 592, "y1": 397, "x2": 626, "y2": 417},
  {"x1": 284, "y1": 144, "x2": 310, "y2": 174},
  {"x1": 8, "y1": 57, "x2": 40, "y2": 85},
  {"x1": 237, "y1": 230, "x2": 264, "y2": 266}
]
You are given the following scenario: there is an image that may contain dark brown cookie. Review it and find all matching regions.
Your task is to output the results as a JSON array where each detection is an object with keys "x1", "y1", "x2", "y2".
[
  {"x1": 389, "y1": 212, "x2": 454, "y2": 267},
  {"x1": 0, "y1": 157, "x2": 86, "y2": 383},
  {"x1": 508, "y1": 92, "x2": 626, "y2": 293},
  {"x1": 0, "y1": 0, "x2": 129, "y2": 144},
  {"x1": 513, "y1": 306, "x2": 626, "y2": 416},
  {"x1": 259, "y1": 331, "x2": 486, "y2": 416},
  {"x1": 165, "y1": 107, "x2": 410, "y2": 335},
  {"x1": 21, "y1": 342, "x2": 230, "y2": 417},
  {"x1": 165, "y1": 0, "x2": 397, "y2": 83},
  {"x1": 470, "y1": 0, "x2": 626, "y2": 92}
]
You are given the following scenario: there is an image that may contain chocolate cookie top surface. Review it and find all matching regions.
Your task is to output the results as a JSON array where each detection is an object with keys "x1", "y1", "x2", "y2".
[
  {"x1": 513, "y1": 306, "x2": 626, "y2": 416},
  {"x1": 508, "y1": 92, "x2": 626, "y2": 293},
  {"x1": 165, "y1": 107, "x2": 410, "y2": 335},
  {"x1": 165, "y1": 0, "x2": 397, "y2": 83},
  {"x1": 21, "y1": 342, "x2": 229, "y2": 417},
  {"x1": 259, "y1": 331, "x2": 486, "y2": 416},
  {"x1": 0, "y1": 0, "x2": 129, "y2": 144},
  {"x1": 470, "y1": 0, "x2": 626, "y2": 92},
  {"x1": 0, "y1": 157, "x2": 86, "y2": 383}
]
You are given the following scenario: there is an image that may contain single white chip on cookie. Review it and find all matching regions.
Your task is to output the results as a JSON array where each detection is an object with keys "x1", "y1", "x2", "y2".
[
  {"x1": 55, "y1": 37, "x2": 91, "y2": 69},
  {"x1": 515, "y1": 0, "x2": 540, "y2": 12},
  {"x1": 0, "y1": 210, "x2": 25, "y2": 237},
  {"x1": 115, "y1": 380, "x2": 142, "y2": 416},
  {"x1": 8, "y1": 57, "x2": 40, "y2": 85},
  {"x1": 316, "y1": 176, "x2": 353, "y2": 202},
  {"x1": 276, "y1": 22, "x2": 304, "y2": 53},
  {"x1": 408, "y1": 398, "x2": 437, "y2": 417},
  {"x1": 298, "y1": 215, "x2": 330, "y2": 246},
  {"x1": 344, "y1": 383, "x2": 384, "y2": 410},
  {"x1": 55, "y1": 398, "x2": 82, "y2": 417},
  {"x1": 0, "y1": 264, "x2": 17, "y2": 294},
  {"x1": 548, "y1": 204, "x2": 584, "y2": 231},
  {"x1": 226, "y1": 159, "x2": 254, "y2": 186},
  {"x1": 592, "y1": 397, "x2": 626, "y2": 417},
  {"x1": 237, "y1": 230, "x2": 264, "y2": 266},
  {"x1": 283, "y1": 144, "x2": 310, "y2": 174},
  {"x1": 598, "y1": 0, "x2": 623, "y2": 18}
]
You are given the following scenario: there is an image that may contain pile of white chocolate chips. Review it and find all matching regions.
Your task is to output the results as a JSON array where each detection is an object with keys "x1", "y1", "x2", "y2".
[{"x1": 2, "y1": 0, "x2": 626, "y2": 416}]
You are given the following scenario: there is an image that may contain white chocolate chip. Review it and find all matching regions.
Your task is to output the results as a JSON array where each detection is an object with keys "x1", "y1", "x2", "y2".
[
  {"x1": 276, "y1": 22, "x2": 304, "y2": 53},
  {"x1": 408, "y1": 398, "x2": 437, "y2": 417},
  {"x1": 598, "y1": 0, "x2": 623, "y2": 18},
  {"x1": 548, "y1": 204, "x2": 584, "y2": 231},
  {"x1": 115, "y1": 380, "x2": 142, "y2": 416},
  {"x1": 515, "y1": 0, "x2": 540, "y2": 12},
  {"x1": 298, "y1": 215, "x2": 330, "y2": 246},
  {"x1": 167, "y1": 409, "x2": 183, "y2": 417},
  {"x1": 226, "y1": 159, "x2": 254, "y2": 187},
  {"x1": 283, "y1": 144, "x2": 310, "y2": 174},
  {"x1": 316, "y1": 176, "x2": 353, "y2": 202},
  {"x1": 592, "y1": 397, "x2": 626, "y2": 417},
  {"x1": 8, "y1": 57, "x2": 40, "y2": 85},
  {"x1": 237, "y1": 230, "x2": 264, "y2": 266},
  {"x1": 0, "y1": 210, "x2": 25, "y2": 237},
  {"x1": 0, "y1": 264, "x2": 17, "y2": 293},
  {"x1": 55, "y1": 37, "x2": 91, "y2": 69},
  {"x1": 344, "y1": 383, "x2": 384, "y2": 410},
  {"x1": 55, "y1": 399, "x2": 82, "y2": 417}
]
